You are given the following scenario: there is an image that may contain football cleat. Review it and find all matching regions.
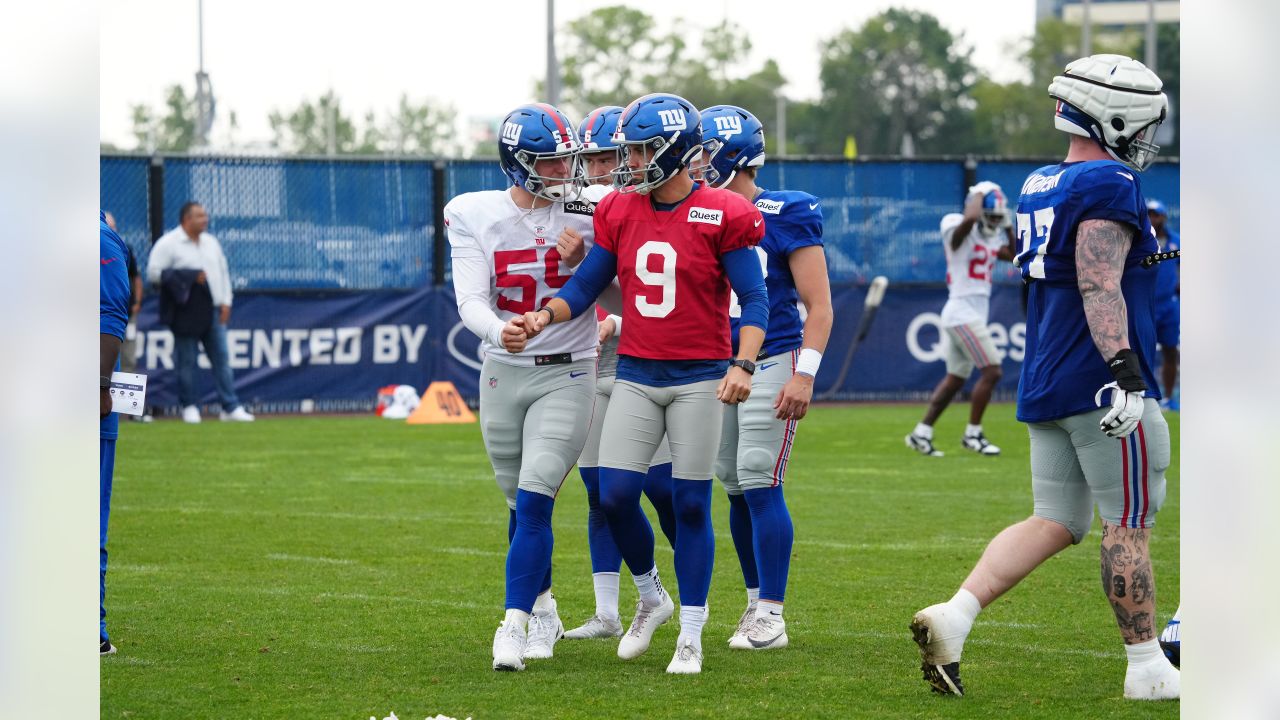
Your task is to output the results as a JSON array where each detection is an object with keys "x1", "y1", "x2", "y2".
[
  {"x1": 910, "y1": 604, "x2": 970, "y2": 696},
  {"x1": 665, "y1": 636, "x2": 704, "y2": 675},
  {"x1": 564, "y1": 613, "x2": 623, "y2": 640},
  {"x1": 733, "y1": 615, "x2": 788, "y2": 651},
  {"x1": 100, "y1": 640, "x2": 117, "y2": 656},
  {"x1": 727, "y1": 601, "x2": 757, "y2": 647},
  {"x1": 491, "y1": 621, "x2": 527, "y2": 672},
  {"x1": 617, "y1": 595, "x2": 675, "y2": 660},
  {"x1": 1124, "y1": 659, "x2": 1180, "y2": 700},
  {"x1": 906, "y1": 433, "x2": 945, "y2": 457},
  {"x1": 1159, "y1": 617, "x2": 1180, "y2": 668},
  {"x1": 961, "y1": 433, "x2": 1001, "y2": 456},
  {"x1": 522, "y1": 604, "x2": 564, "y2": 660}
]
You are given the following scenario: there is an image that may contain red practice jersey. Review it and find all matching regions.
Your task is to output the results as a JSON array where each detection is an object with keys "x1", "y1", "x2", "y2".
[{"x1": 593, "y1": 185, "x2": 765, "y2": 360}]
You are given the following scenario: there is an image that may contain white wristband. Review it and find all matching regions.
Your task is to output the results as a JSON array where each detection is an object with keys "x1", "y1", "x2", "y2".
[{"x1": 795, "y1": 348, "x2": 822, "y2": 377}]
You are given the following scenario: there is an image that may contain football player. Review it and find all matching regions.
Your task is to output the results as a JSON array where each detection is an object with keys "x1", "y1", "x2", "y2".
[
  {"x1": 564, "y1": 105, "x2": 678, "y2": 641},
  {"x1": 1146, "y1": 199, "x2": 1180, "y2": 409},
  {"x1": 910, "y1": 54, "x2": 1180, "y2": 701},
  {"x1": 512, "y1": 93, "x2": 769, "y2": 674},
  {"x1": 905, "y1": 181, "x2": 1016, "y2": 457},
  {"x1": 697, "y1": 105, "x2": 833, "y2": 651},
  {"x1": 446, "y1": 103, "x2": 608, "y2": 671}
]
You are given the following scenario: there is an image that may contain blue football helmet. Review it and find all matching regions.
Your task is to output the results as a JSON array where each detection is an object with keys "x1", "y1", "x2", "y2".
[
  {"x1": 497, "y1": 103, "x2": 581, "y2": 201},
  {"x1": 968, "y1": 180, "x2": 1009, "y2": 233},
  {"x1": 1146, "y1": 199, "x2": 1168, "y2": 217},
  {"x1": 697, "y1": 105, "x2": 766, "y2": 188},
  {"x1": 611, "y1": 93, "x2": 702, "y2": 195},
  {"x1": 576, "y1": 105, "x2": 624, "y2": 187}
]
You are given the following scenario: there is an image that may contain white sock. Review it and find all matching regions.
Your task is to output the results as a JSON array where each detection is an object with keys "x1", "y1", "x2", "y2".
[
  {"x1": 1125, "y1": 638, "x2": 1165, "y2": 666},
  {"x1": 593, "y1": 572, "x2": 620, "y2": 620},
  {"x1": 756, "y1": 600, "x2": 783, "y2": 621},
  {"x1": 504, "y1": 608, "x2": 530, "y2": 628},
  {"x1": 948, "y1": 588, "x2": 981, "y2": 634},
  {"x1": 632, "y1": 565, "x2": 668, "y2": 608},
  {"x1": 679, "y1": 605, "x2": 708, "y2": 648},
  {"x1": 914, "y1": 422, "x2": 934, "y2": 439},
  {"x1": 532, "y1": 588, "x2": 555, "y2": 614},
  {"x1": 746, "y1": 587, "x2": 760, "y2": 604},
  {"x1": 965, "y1": 423, "x2": 983, "y2": 437}
]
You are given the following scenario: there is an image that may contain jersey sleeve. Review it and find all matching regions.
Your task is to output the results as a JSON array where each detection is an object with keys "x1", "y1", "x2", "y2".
[
  {"x1": 100, "y1": 224, "x2": 130, "y2": 340},
  {"x1": 443, "y1": 197, "x2": 485, "y2": 260},
  {"x1": 1074, "y1": 166, "x2": 1144, "y2": 231},
  {"x1": 774, "y1": 195, "x2": 824, "y2": 252},
  {"x1": 718, "y1": 193, "x2": 765, "y2": 256},
  {"x1": 592, "y1": 190, "x2": 619, "y2": 254}
]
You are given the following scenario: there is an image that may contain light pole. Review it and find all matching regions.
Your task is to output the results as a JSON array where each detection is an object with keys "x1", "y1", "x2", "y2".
[
  {"x1": 546, "y1": 0, "x2": 560, "y2": 106},
  {"x1": 193, "y1": 0, "x2": 215, "y2": 148}
]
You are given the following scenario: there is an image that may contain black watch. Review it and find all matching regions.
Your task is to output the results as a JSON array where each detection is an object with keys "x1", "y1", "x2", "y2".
[{"x1": 730, "y1": 358, "x2": 756, "y2": 375}]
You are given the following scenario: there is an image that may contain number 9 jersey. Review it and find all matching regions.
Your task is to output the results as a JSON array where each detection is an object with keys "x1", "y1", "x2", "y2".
[{"x1": 593, "y1": 184, "x2": 765, "y2": 361}]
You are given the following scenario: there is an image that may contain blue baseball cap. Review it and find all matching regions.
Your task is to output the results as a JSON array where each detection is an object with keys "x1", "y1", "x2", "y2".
[{"x1": 1146, "y1": 199, "x2": 1168, "y2": 216}]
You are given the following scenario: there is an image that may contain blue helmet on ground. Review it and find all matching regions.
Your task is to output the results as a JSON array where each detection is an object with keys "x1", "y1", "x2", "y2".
[
  {"x1": 611, "y1": 93, "x2": 702, "y2": 195},
  {"x1": 576, "y1": 105, "x2": 624, "y2": 186},
  {"x1": 697, "y1": 105, "x2": 766, "y2": 188},
  {"x1": 497, "y1": 103, "x2": 580, "y2": 201}
]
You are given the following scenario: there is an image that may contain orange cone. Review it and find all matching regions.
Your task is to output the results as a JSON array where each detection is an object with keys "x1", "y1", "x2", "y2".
[{"x1": 405, "y1": 381, "x2": 477, "y2": 424}]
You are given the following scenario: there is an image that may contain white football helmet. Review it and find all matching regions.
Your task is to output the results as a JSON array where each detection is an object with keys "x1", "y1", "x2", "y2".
[{"x1": 1048, "y1": 54, "x2": 1169, "y2": 171}]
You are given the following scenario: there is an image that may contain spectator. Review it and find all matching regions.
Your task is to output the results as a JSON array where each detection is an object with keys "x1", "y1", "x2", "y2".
[
  {"x1": 146, "y1": 201, "x2": 254, "y2": 423},
  {"x1": 1146, "y1": 199, "x2": 1180, "y2": 410}
]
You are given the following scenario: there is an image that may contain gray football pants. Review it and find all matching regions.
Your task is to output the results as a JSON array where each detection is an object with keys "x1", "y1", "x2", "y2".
[
  {"x1": 716, "y1": 349, "x2": 800, "y2": 494},
  {"x1": 478, "y1": 357, "x2": 596, "y2": 509},
  {"x1": 599, "y1": 378, "x2": 723, "y2": 480},
  {"x1": 579, "y1": 375, "x2": 673, "y2": 468}
]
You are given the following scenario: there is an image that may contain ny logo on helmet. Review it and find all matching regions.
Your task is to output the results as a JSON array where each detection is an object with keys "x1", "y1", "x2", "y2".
[
  {"x1": 658, "y1": 108, "x2": 686, "y2": 131},
  {"x1": 713, "y1": 115, "x2": 742, "y2": 139},
  {"x1": 501, "y1": 121, "x2": 523, "y2": 146}
]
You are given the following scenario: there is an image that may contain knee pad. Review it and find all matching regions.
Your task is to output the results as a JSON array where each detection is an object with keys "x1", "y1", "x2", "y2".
[
  {"x1": 737, "y1": 446, "x2": 777, "y2": 490},
  {"x1": 521, "y1": 451, "x2": 570, "y2": 497}
]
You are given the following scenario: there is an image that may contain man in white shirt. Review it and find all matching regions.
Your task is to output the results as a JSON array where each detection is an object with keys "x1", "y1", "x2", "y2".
[{"x1": 146, "y1": 202, "x2": 254, "y2": 423}]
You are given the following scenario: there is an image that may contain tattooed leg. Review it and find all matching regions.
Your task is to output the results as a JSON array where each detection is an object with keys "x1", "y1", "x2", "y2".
[{"x1": 1101, "y1": 521, "x2": 1159, "y2": 643}]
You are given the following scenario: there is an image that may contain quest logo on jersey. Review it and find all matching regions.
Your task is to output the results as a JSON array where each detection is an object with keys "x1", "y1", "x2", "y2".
[
  {"x1": 755, "y1": 198, "x2": 785, "y2": 214},
  {"x1": 687, "y1": 207, "x2": 723, "y2": 226},
  {"x1": 564, "y1": 200, "x2": 595, "y2": 216}
]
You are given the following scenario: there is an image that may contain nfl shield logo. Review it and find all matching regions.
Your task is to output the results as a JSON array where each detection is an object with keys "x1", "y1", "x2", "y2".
[{"x1": 489, "y1": 377, "x2": 498, "y2": 388}]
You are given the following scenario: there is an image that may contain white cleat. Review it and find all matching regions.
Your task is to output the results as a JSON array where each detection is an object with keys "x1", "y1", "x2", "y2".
[
  {"x1": 910, "y1": 603, "x2": 969, "y2": 696},
  {"x1": 220, "y1": 406, "x2": 256, "y2": 422},
  {"x1": 617, "y1": 595, "x2": 675, "y2": 660},
  {"x1": 1124, "y1": 659, "x2": 1180, "y2": 700},
  {"x1": 906, "y1": 433, "x2": 944, "y2": 457},
  {"x1": 733, "y1": 615, "x2": 789, "y2": 650},
  {"x1": 491, "y1": 621, "x2": 526, "y2": 672},
  {"x1": 522, "y1": 604, "x2": 564, "y2": 660},
  {"x1": 665, "y1": 635, "x2": 703, "y2": 675},
  {"x1": 564, "y1": 613, "x2": 623, "y2": 640},
  {"x1": 727, "y1": 601, "x2": 758, "y2": 647},
  {"x1": 181, "y1": 405, "x2": 201, "y2": 424},
  {"x1": 961, "y1": 433, "x2": 1001, "y2": 456}
]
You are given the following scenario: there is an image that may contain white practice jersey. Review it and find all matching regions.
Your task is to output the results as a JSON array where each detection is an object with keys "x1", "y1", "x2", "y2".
[
  {"x1": 446, "y1": 183, "x2": 610, "y2": 366},
  {"x1": 939, "y1": 212, "x2": 1002, "y2": 327}
]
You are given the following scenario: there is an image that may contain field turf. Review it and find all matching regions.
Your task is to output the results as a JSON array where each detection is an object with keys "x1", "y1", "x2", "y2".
[{"x1": 104, "y1": 404, "x2": 1179, "y2": 719}]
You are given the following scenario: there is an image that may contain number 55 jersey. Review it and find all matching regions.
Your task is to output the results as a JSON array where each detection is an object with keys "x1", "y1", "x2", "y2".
[{"x1": 445, "y1": 183, "x2": 611, "y2": 365}]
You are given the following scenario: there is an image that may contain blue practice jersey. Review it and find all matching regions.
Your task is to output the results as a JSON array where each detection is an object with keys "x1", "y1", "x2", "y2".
[
  {"x1": 101, "y1": 211, "x2": 131, "y2": 440},
  {"x1": 730, "y1": 189, "x2": 824, "y2": 359},
  {"x1": 1013, "y1": 160, "x2": 1161, "y2": 423},
  {"x1": 1155, "y1": 229, "x2": 1180, "y2": 305}
]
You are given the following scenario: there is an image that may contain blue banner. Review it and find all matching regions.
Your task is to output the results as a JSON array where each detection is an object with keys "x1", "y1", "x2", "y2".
[{"x1": 132, "y1": 285, "x2": 1034, "y2": 412}]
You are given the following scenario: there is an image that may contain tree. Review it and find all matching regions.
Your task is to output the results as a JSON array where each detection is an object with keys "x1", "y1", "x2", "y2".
[
  {"x1": 379, "y1": 95, "x2": 459, "y2": 156},
  {"x1": 129, "y1": 84, "x2": 197, "y2": 152},
  {"x1": 554, "y1": 6, "x2": 686, "y2": 117},
  {"x1": 268, "y1": 91, "x2": 361, "y2": 155},
  {"x1": 1139, "y1": 22, "x2": 1179, "y2": 155},
  {"x1": 813, "y1": 9, "x2": 979, "y2": 156}
]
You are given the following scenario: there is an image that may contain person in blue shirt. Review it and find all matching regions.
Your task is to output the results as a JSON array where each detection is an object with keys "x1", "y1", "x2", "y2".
[
  {"x1": 100, "y1": 211, "x2": 132, "y2": 655},
  {"x1": 910, "y1": 54, "x2": 1180, "y2": 702},
  {"x1": 1146, "y1": 199, "x2": 1180, "y2": 409}
]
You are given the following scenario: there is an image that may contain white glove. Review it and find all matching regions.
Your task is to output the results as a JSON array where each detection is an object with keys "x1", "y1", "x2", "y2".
[{"x1": 1094, "y1": 381, "x2": 1144, "y2": 438}]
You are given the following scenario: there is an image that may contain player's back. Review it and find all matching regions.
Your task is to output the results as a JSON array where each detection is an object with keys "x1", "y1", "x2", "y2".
[{"x1": 1014, "y1": 160, "x2": 1161, "y2": 422}]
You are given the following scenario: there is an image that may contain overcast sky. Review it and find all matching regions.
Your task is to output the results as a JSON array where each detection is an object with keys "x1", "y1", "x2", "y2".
[{"x1": 100, "y1": 0, "x2": 1037, "y2": 149}]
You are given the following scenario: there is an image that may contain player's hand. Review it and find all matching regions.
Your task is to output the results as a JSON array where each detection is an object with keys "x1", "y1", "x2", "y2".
[
  {"x1": 597, "y1": 316, "x2": 617, "y2": 343},
  {"x1": 502, "y1": 316, "x2": 528, "y2": 353},
  {"x1": 195, "y1": 271, "x2": 207, "y2": 285},
  {"x1": 558, "y1": 227, "x2": 586, "y2": 267},
  {"x1": 773, "y1": 373, "x2": 814, "y2": 420},
  {"x1": 717, "y1": 366, "x2": 752, "y2": 405},
  {"x1": 100, "y1": 387, "x2": 112, "y2": 419},
  {"x1": 522, "y1": 310, "x2": 550, "y2": 339},
  {"x1": 962, "y1": 192, "x2": 983, "y2": 220},
  {"x1": 1094, "y1": 382, "x2": 1144, "y2": 438}
]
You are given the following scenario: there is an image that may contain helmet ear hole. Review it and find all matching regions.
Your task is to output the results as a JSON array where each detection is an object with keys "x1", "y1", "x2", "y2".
[{"x1": 1111, "y1": 117, "x2": 1125, "y2": 131}]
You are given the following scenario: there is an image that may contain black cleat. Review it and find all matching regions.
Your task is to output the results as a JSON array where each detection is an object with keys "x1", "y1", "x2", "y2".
[{"x1": 911, "y1": 619, "x2": 964, "y2": 696}]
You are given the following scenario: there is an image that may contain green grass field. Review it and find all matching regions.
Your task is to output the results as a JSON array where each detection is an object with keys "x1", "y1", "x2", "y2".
[{"x1": 103, "y1": 403, "x2": 1178, "y2": 719}]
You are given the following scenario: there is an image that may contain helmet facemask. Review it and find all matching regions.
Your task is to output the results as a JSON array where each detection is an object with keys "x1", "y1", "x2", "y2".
[
  {"x1": 613, "y1": 134, "x2": 698, "y2": 195},
  {"x1": 514, "y1": 147, "x2": 579, "y2": 201},
  {"x1": 576, "y1": 148, "x2": 620, "y2": 188}
]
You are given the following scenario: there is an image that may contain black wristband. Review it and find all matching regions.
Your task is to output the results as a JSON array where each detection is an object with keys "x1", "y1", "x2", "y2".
[
  {"x1": 540, "y1": 305, "x2": 556, "y2": 324},
  {"x1": 1107, "y1": 349, "x2": 1147, "y2": 392}
]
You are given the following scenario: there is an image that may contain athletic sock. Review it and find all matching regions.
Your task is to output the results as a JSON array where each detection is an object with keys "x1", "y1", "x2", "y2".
[
  {"x1": 746, "y1": 587, "x2": 760, "y2": 603},
  {"x1": 581, "y1": 466, "x2": 623, "y2": 574},
  {"x1": 593, "y1": 572, "x2": 621, "y2": 620},
  {"x1": 504, "y1": 489, "x2": 555, "y2": 613},
  {"x1": 965, "y1": 423, "x2": 983, "y2": 437},
  {"x1": 643, "y1": 462, "x2": 677, "y2": 549},
  {"x1": 727, "y1": 493, "x2": 759, "y2": 589},
  {"x1": 756, "y1": 600, "x2": 784, "y2": 621},
  {"x1": 914, "y1": 422, "x2": 934, "y2": 439},
  {"x1": 632, "y1": 565, "x2": 668, "y2": 608},
  {"x1": 671, "y1": 478, "x2": 715, "y2": 607},
  {"x1": 679, "y1": 605, "x2": 708, "y2": 649},
  {"x1": 948, "y1": 588, "x2": 981, "y2": 634},
  {"x1": 532, "y1": 588, "x2": 555, "y2": 614},
  {"x1": 1125, "y1": 638, "x2": 1166, "y2": 666},
  {"x1": 504, "y1": 608, "x2": 530, "y2": 628},
  {"x1": 743, "y1": 485, "x2": 794, "y2": 604},
  {"x1": 599, "y1": 467, "x2": 656, "y2": 576}
]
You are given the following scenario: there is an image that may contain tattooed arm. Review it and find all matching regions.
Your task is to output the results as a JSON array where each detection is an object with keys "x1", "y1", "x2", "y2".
[{"x1": 1075, "y1": 219, "x2": 1134, "y2": 359}]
